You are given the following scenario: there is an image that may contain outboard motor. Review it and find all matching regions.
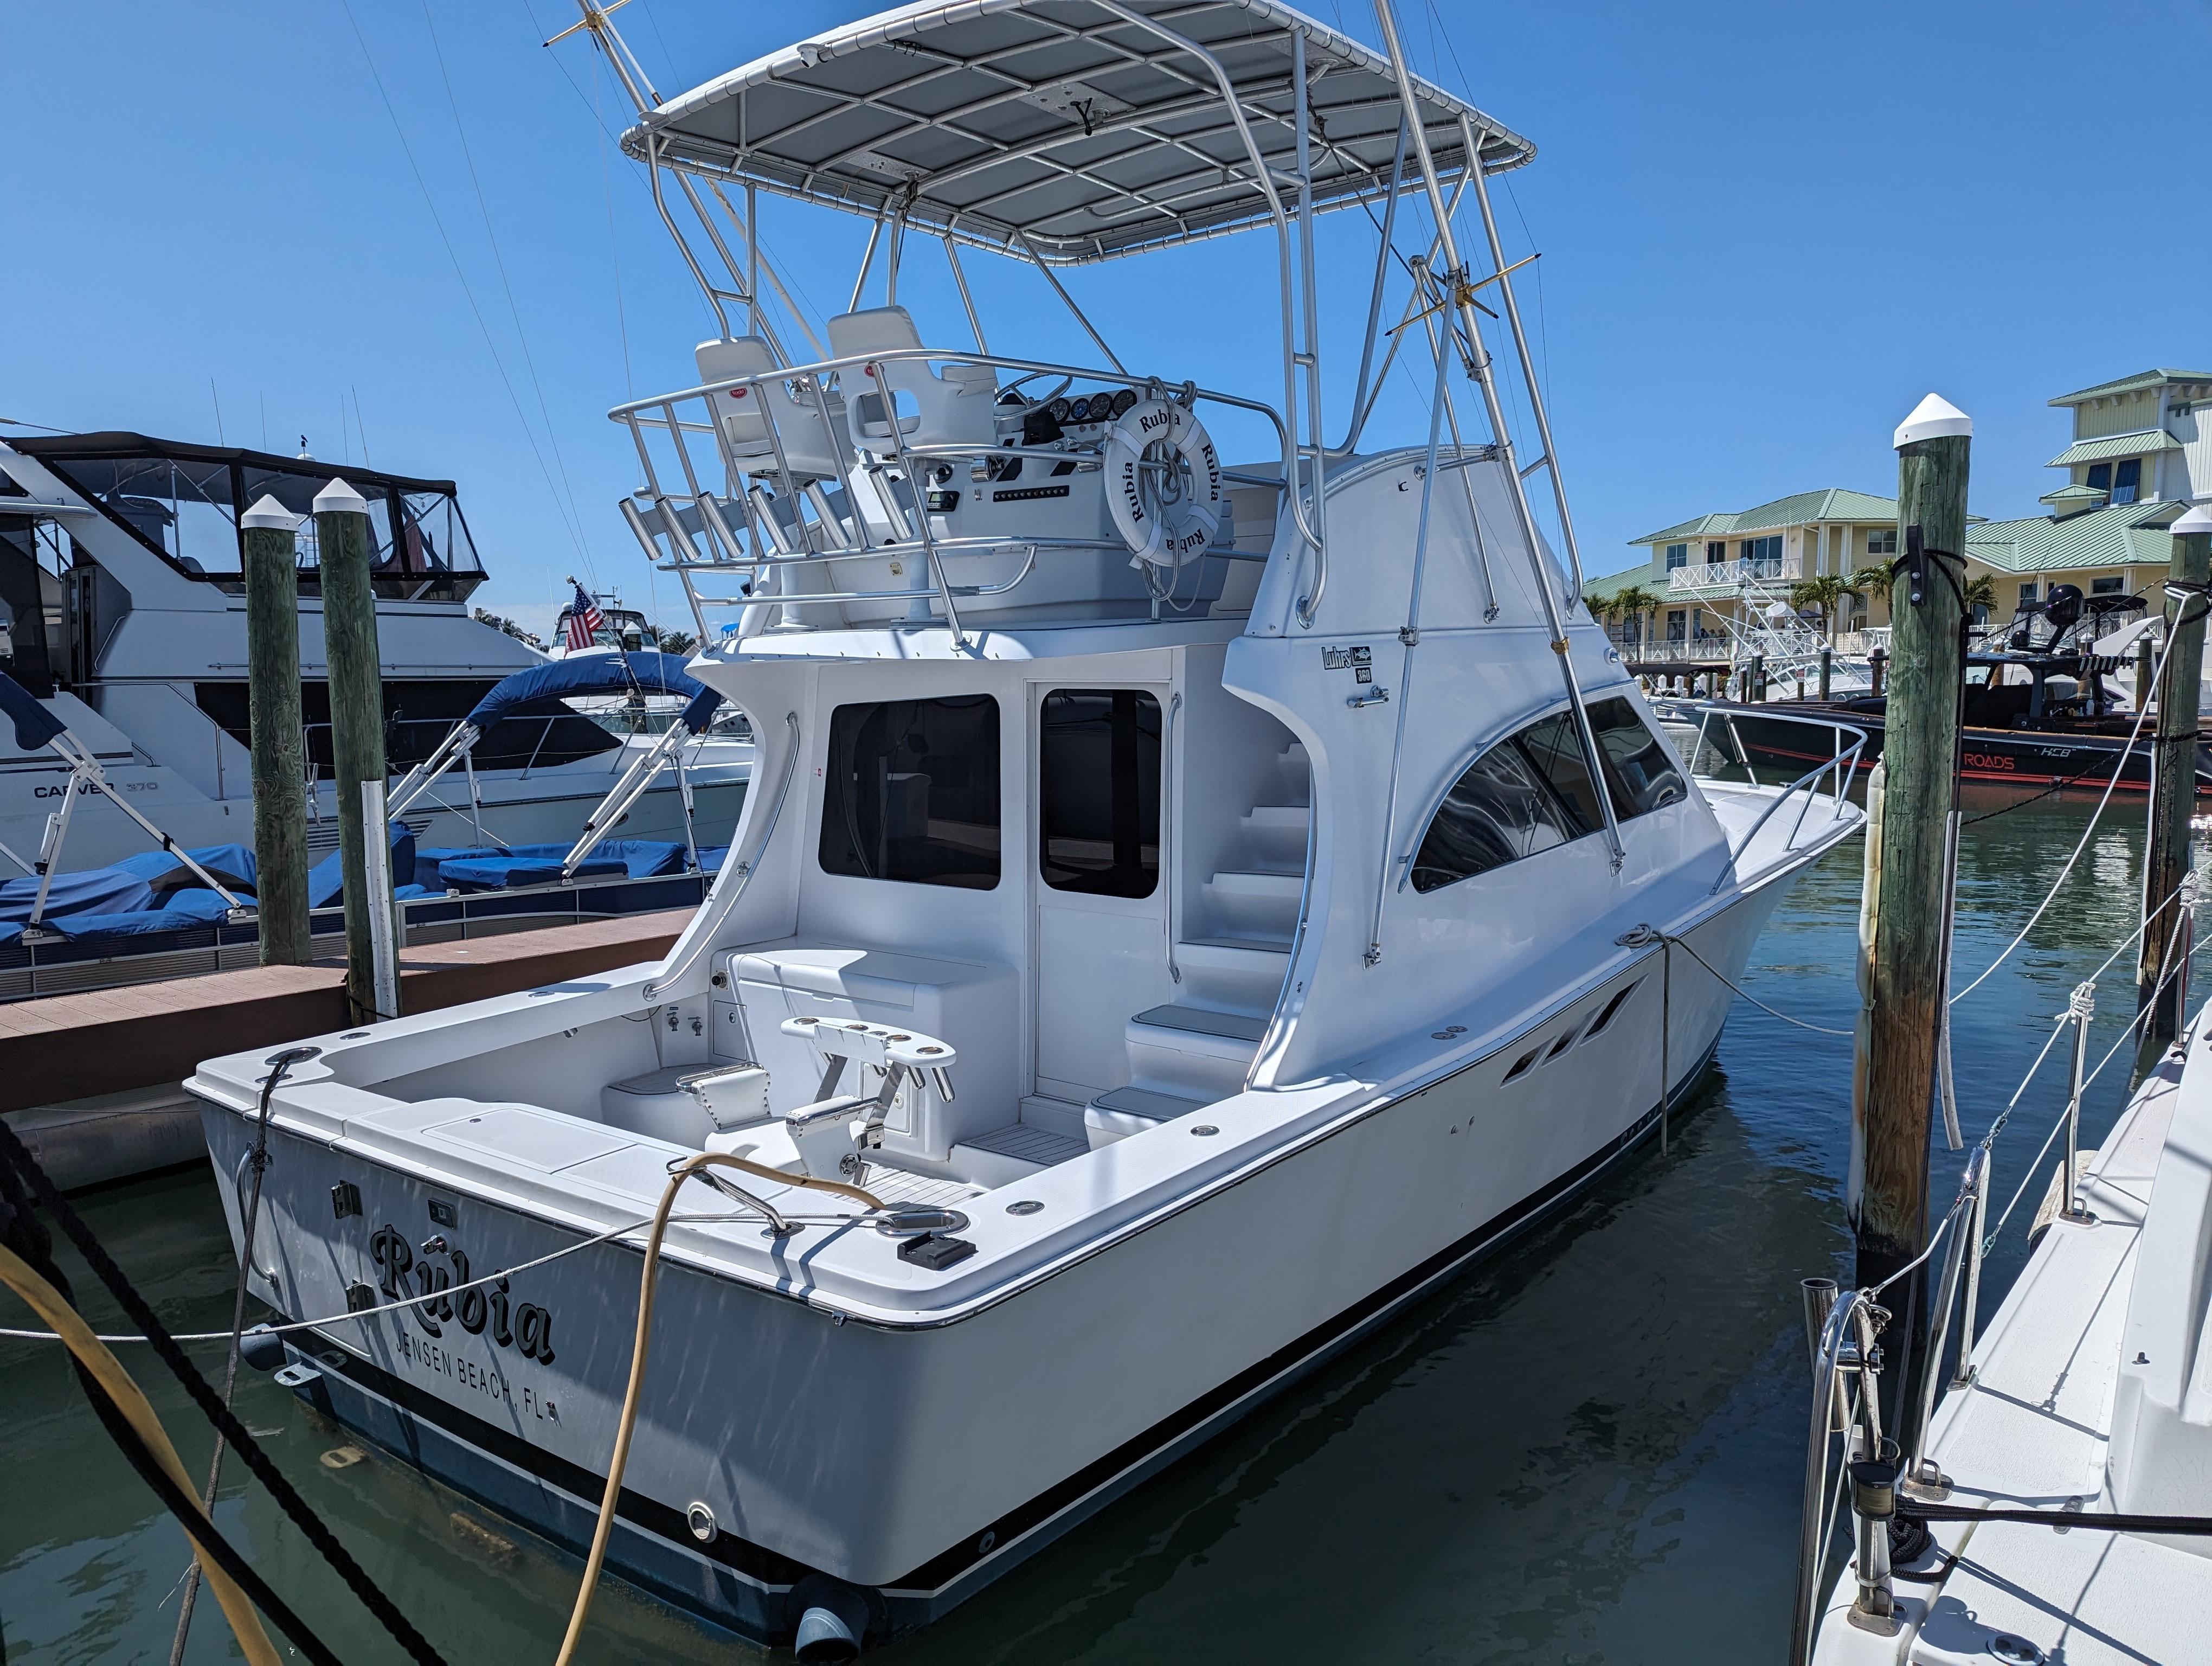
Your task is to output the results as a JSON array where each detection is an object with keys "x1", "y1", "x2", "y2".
[{"x1": 2044, "y1": 583, "x2": 2084, "y2": 636}]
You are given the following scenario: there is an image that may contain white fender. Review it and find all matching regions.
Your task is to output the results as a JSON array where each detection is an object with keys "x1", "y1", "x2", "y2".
[{"x1": 1103, "y1": 400, "x2": 1224, "y2": 568}]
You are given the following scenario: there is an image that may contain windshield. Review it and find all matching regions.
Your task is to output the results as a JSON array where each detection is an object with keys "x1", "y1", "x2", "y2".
[{"x1": 40, "y1": 450, "x2": 487, "y2": 603}]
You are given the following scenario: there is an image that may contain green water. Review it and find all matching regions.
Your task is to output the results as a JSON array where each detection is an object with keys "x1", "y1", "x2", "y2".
[{"x1": 2, "y1": 789, "x2": 2195, "y2": 1663}]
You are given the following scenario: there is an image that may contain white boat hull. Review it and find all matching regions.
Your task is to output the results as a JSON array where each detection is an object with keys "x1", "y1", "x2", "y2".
[{"x1": 204, "y1": 873, "x2": 1791, "y2": 1642}]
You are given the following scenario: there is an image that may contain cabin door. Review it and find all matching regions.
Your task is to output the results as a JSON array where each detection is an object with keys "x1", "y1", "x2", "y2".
[{"x1": 1028, "y1": 683, "x2": 1176, "y2": 1110}]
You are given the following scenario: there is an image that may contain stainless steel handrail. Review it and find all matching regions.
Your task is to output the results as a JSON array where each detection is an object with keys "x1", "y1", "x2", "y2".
[
  {"x1": 1672, "y1": 704, "x2": 1868, "y2": 895},
  {"x1": 612, "y1": 344, "x2": 1291, "y2": 635}
]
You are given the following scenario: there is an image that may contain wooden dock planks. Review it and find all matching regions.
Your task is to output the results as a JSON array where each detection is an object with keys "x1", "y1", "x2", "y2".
[{"x1": 0, "y1": 911, "x2": 693, "y2": 1115}]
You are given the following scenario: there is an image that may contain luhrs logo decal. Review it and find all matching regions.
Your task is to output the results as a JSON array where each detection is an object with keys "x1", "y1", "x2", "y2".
[{"x1": 369, "y1": 1225, "x2": 555, "y2": 1362}]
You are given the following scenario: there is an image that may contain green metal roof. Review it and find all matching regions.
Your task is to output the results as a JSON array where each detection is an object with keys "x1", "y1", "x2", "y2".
[
  {"x1": 2046, "y1": 430, "x2": 2184, "y2": 468},
  {"x1": 2039, "y1": 484, "x2": 2108, "y2": 507},
  {"x1": 1580, "y1": 567, "x2": 1647, "y2": 603},
  {"x1": 1964, "y1": 499, "x2": 2190, "y2": 574},
  {"x1": 2048, "y1": 369, "x2": 2212, "y2": 406},
  {"x1": 1629, "y1": 488, "x2": 1899, "y2": 546}
]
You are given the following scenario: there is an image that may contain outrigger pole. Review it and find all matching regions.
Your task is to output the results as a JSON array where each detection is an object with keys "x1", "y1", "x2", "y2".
[{"x1": 1366, "y1": 0, "x2": 1625, "y2": 868}]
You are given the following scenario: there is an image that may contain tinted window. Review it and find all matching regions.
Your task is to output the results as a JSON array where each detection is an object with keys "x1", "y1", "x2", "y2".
[
  {"x1": 1039, "y1": 689, "x2": 1160, "y2": 897},
  {"x1": 819, "y1": 696, "x2": 1000, "y2": 888},
  {"x1": 1410, "y1": 739, "x2": 1574, "y2": 892},
  {"x1": 1586, "y1": 697, "x2": 1688, "y2": 818},
  {"x1": 1411, "y1": 698, "x2": 1687, "y2": 894},
  {"x1": 1516, "y1": 711, "x2": 1606, "y2": 834}
]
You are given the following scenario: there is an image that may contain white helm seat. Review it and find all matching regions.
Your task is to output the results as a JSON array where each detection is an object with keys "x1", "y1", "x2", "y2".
[
  {"x1": 827, "y1": 306, "x2": 999, "y2": 456},
  {"x1": 695, "y1": 337, "x2": 851, "y2": 481}
]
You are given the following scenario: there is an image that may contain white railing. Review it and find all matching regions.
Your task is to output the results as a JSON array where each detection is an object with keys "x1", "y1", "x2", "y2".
[
  {"x1": 1669, "y1": 558, "x2": 1787, "y2": 592},
  {"x1": 607, "y1": 345, "x2": 1291, "y2": 648}
]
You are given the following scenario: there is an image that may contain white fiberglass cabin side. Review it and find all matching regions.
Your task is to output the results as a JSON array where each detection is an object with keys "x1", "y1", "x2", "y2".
[{"x1": 189, "y1": 1, "x2": 1862, "y2": 1651}]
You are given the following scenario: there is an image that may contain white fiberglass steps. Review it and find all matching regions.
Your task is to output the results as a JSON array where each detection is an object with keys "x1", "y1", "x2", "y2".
[
  {"x1": 1176, "y1": 937, "x2": 1291, "y2": 1011},
  {"x1": 1239, "y1": 803, "x2": 1309, "y2": 868},
  {"x1": 1084, "y1": 1084, "x2": 1212, "y2": 1145},
  {"x1": 1085, "y1": 735, "x2": 1311, "y2": 1148},
  {"x1": 1201, "y1": 868, "x2": 1303, "y2": 940},
  {"x1": 950, "y1": 1120, "x2": 1089, "y2": 1188}
]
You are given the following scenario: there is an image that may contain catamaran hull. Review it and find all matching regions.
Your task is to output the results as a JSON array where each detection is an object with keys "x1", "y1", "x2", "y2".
[{"x1": 203, "y1": 875, "x2": 1794, "y2": 1648}]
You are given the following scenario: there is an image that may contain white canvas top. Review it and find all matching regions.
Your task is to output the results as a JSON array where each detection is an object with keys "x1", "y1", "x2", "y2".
[{"x1": 622, "y1": 0, "x2": 1534, "y2": 265}]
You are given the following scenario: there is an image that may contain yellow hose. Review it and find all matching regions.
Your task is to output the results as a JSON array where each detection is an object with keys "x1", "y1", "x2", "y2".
[
  {"x1": 553, "y1": 1151, "x2": 882, "y2": 1665},
  {"x1": 0, "y1": 1241, "x2": 281, "y2": 1666}
]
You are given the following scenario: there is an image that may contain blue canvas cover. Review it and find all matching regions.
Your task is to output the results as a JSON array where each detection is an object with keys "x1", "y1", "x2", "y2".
[
  {"x1": 420, "y1": 839, "x2": 690, "y2": 892},
  {"x1": 680, "y1": 684, "x2": 722, "y2": 734},
  {"x1": 462, "y1": 653, "x2": 708, "y2": 733},
  {"x1": 0, "y1": 671, "x2": 66, "y2": 752},
  {"x1": 52, "y1": 887, "x2": 239, "y2": 939},
  {"x1": 0, "y1": 841, "x2": 261, "y2": 925},
  {"x1": 307, "y1": 823, "x2": 416, "y2": 909}
]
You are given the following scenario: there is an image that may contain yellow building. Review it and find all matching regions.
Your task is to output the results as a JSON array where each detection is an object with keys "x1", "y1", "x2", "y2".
[{"x1": 1590, "y1": 368, "x2": 2212, "y2": 662}]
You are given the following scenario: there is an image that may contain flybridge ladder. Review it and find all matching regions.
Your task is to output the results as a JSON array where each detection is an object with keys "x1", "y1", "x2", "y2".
[{"x1": 0, "y1": 672, "x2": 250, "y2": 938}]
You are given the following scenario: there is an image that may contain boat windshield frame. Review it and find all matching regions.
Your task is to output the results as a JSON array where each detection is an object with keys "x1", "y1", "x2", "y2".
[{"x1": 10, "y1": 432, "x2": 491, "y2": 604}]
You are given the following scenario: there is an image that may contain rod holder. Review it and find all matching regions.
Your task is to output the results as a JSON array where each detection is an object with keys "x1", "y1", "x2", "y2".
[
  {"x1": 1848, "y1": 1458, "x2": 1898, "y2": 1631},
  {"x1": 1801, "y1": 1278, "x2": 1847, "y2": 1432}
]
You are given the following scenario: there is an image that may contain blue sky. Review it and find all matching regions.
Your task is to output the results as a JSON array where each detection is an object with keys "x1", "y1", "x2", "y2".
[{"x1": 5, "y1": 1, "x2": 2208, "y2": 637}]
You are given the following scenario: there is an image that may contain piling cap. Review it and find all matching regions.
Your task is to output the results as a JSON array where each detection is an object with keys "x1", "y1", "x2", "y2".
[
  {"x1": 1894, "y1": 393, "x2": 1973, "y2": 448},
  {"x1": 312, "y1": 477, "x2": 370, "y2": 517},
  {"x1": 240, "y1": 494, "x2": 303, "y2": 532},
  {"x1": 2173, "y1": 504, "x2": 2212, "y2": 537}
]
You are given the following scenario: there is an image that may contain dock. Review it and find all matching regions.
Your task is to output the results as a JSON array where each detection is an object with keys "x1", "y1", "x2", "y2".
[{"x1": 0, "y1": 909, "x2": 692, "y2": 1189}]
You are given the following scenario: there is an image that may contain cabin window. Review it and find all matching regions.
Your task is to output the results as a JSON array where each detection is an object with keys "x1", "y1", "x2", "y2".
[
  {"x1": 819, "y1": 696, "x2": 1001, "y2": 889},
  {"x1": 2018, "y1": 582, "x2": 2040, "y2": 605},
  {"x1": 1586, "y1": 697, "x2": 1689, "y2": 817},
  {"x1": 2092, "y1": 575, "x2": 2125, "y2": 594},
  {"x1": 1667, "y1": 610, "x2": 1687, "y2": 643},
  {"x1": 1410, "y1": 736, "x2": 1576, "y2": 892},
  {"x1": 1664, "y1": 542, "x2": 1688, "y2": 570},
  {"x1": 1706, "y1": 541, "x2": 1726, "y2": 562},
  {"x1": 2112, "y1": 458, "x2": 2141, "y2": 504},
  {"x1": 1038, "y1": 689, "x2": 1160, "y2": 898},
  {"x1": 1864, "y1": 527, "x2": 1898, "y2": 558},
  {"x1": 1411, "y1": 700, "x2": 1687, "y2": 894}
]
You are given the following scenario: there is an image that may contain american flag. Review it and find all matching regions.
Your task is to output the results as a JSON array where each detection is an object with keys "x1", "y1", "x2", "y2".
[{"x1": 563, "y1": 580, "x2": 606, "y2": 651}]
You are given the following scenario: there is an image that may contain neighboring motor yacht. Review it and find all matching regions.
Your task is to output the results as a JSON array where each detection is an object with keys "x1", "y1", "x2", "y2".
[
  {"x1": 0, "y1": 432, "x2": 750, "y2": 871},
  {"x1": 189, "y1": 1, "x2": 1862, "y2": 1653}
]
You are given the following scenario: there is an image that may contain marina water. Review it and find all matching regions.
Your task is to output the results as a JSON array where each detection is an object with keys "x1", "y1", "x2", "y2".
[{"x1": 2, "y1": 787, "x2": 2191, "y2": 1663}]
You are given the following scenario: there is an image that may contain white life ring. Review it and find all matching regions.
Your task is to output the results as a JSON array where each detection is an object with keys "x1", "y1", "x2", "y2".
[{"x1": 1104, "y1": 400, "x2": 1224, "y2": 568}]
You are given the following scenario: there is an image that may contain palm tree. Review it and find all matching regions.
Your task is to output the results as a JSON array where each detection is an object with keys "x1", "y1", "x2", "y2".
[
  {"x1": 1603, "y1": 584, "x2": 1661, "y2": 652},
  {"x1": 1789, "y1": 574, "x2": 1849, "y2": 646}
]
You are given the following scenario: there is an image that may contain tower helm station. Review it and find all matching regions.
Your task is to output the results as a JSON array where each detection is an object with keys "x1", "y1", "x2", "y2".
[{"x1": 582, "y1": 0, "x2": 1596, "y2": 652}]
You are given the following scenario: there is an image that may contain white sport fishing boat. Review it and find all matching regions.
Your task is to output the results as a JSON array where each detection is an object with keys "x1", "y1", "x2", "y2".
[
  {"x1": 0, "y1": 432, "x2": 750, "y2": 869},
  {"x1": 188, "y1": 1, "x2": 1862, "y2": 1654}
]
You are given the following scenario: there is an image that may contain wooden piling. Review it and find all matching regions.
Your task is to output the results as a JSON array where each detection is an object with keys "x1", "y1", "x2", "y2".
[
  {"x1": 313, "y1": 479, "x2": 391, "y2": 1023},
  {"x1": 238, "y1": 499, "x2": 311, "y2": 965},
  {"x1": 1819, "y1": 648, "x2": 1832, "y2": 702},
  {"x1": 2137, "y1": 506, "x2": 2212, "y2": 1069},
  {"x1": 1853, "y1": 394, "x2": 1971, "y2": 1453}
]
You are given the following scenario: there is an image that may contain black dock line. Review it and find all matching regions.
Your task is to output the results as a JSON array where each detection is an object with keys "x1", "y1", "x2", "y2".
[{"x1": 0, "y1": 1114, "x2": 450, "y2": 1666}]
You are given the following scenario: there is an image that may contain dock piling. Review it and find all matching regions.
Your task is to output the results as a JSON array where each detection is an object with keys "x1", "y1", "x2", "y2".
[
  {"x1": 1852, "y1": 393, "x2": 1971, "y2": 1455},
  {"x1": 313, "y1": 478, "x2": 394, "y2": 1024},
  {"x1": 2136, "y1": 504, "x2": 2212, "y2": 1071},
  {"x1": 239, "y1": 497, "x2": 310, "y2": 966}
]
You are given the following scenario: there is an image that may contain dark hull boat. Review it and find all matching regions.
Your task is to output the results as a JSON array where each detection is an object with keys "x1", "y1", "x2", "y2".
[{"x1": 1694, "y1": 696, "x2": 2212, "y2": 794}]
